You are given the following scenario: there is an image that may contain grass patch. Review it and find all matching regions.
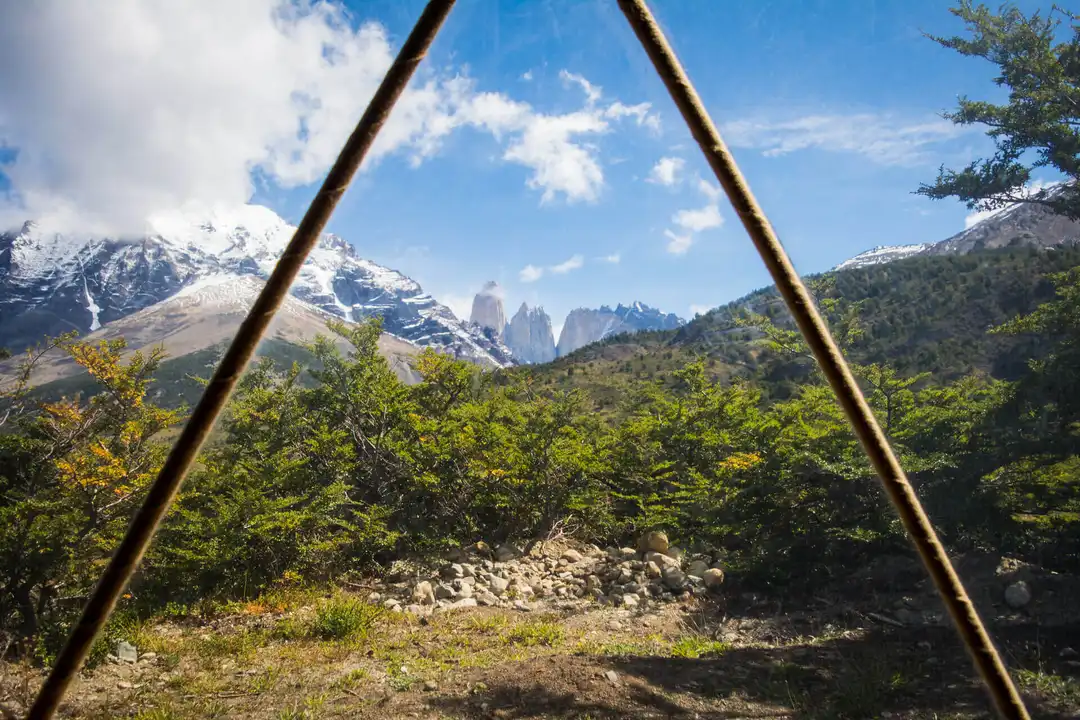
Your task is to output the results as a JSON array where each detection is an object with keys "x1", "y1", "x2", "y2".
[
  {"x1": 669, "y1": 635, "x2": 730, "y2": 659},
  {"x1": 501, "y1": 619, "x2": 565, "y2": 648},
  {"x1": 1016, "y1": 668, "x2": 1080, "y2": 705},
  {"x1": 309, "y1": 596, "x2": 383, "y2": 640}
]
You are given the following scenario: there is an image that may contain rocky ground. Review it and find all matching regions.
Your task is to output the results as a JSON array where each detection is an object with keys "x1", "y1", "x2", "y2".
[{"x1": 2, "y1": 535, "x2": 1079, "y2": 719}]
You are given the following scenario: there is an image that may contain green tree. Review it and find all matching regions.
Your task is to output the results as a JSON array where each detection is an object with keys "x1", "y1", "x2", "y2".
[{"x1": 916, "y1": 1, "x2": 1080, "y2": 218}]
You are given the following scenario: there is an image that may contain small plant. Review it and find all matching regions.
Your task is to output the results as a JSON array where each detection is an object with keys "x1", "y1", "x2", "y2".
[
  {"x1": 249, "y1": 665, "x2": 282, "y2": 694},
  {"x1": 501, "y1": 620, "x2": 565, "y2": 647},
  {"x1": 309, "y1": 596, "x2": 383, "y2": 640},
  {"x1": 669, "y1": 635, "x2": 729, "y2": 659}
]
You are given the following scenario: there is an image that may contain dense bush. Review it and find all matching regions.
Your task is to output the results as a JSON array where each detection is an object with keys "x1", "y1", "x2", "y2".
[{"x1": 2, "y1": 266, "x2": 1079, "y2": 659}]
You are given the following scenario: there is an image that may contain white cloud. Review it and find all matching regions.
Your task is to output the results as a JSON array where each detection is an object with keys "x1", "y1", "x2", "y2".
[
  {"x1": 519, "y1": 264, "x2": 544, "y2": 283},
  {"x1": 662, "y1": 172, "x2": 724, "y2": 256},
  {"x1": 689, "y1": 303, "x2": 713, "y2": 317},
  {"x1": 438, "y1": 292, "x2": 475, "y2": 322},
  {"x1": 550, "y1": 253, "x2": 584, "y2": 274},
  {"x1": 665, "y1": 229, "x2": 694, "y2": 255},
  {"x1": 521, "y1": 70, "x2": 533, "y2": 82},
  {"x1": 0, "y1": 1, "x2": 660, "y2": 233},
  {"x1": 963, "y1": 179, "x2": 1063, "y2": 229},
  {"x1": 673, "y1": 203, "x2": 723, "y2": 233},
  {"x1": 696, "y1": 177, "x2": 721, "y2": 200},
  {"x1": 721, "y1": 113, "x2": 967, "y2": 167},
  {"x1": 559, "y1": 70, "x2": 602, "y2": 106},
  {"x1": 647, "y1": 157, "x2": 684, "y2": 187},
  {"x1": 599, "y1": 253, "x2": 621, "y2": 264}
]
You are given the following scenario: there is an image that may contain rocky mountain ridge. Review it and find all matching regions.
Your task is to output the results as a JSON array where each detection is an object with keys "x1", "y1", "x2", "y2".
[
  {"x1": 556, "y1": 302, "x2": 684, "y2": 357},
  {"x1": 833, "y1": 186, "x2": 1080, "y2": 272},
  {"x1": 0, "y1": 205, "x2": 513, "y2": 368}
]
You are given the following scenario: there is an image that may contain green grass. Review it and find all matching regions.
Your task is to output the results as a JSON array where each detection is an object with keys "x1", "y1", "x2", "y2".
[
  {"x1": 501, "y1": 619, "x2": 565, "y2": 648},
  {"x1": 308, "y1": 596, "x2": 383, "y2": 640}
]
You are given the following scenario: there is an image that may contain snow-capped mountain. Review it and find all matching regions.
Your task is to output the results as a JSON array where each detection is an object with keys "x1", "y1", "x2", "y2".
[
  {"x1": 556, "y1": 302, "x2": 684, "y2": 357},
  {"x1": 833, "y1": 244, "x2": 932, "y2": 271},
  {"x1": 832, "y1": 184, "x2": 1080, "y2": 272},
  {"x1": 0, "y1": 205, "x2": 513, "y2": 368}
]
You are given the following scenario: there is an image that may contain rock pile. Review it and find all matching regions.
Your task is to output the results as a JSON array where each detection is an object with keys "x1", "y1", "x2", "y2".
[{"x1": 375, "y1": 532, "x2": 725, "y2": 616}]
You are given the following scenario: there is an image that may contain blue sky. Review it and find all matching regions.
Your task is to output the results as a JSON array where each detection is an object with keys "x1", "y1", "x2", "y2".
[
  {"x1": 0, "y1": 0, "x2": 1055, "y2": 333},
  {"x1": 263, "y1": 0, "x2": 1027, "y2": 327}
]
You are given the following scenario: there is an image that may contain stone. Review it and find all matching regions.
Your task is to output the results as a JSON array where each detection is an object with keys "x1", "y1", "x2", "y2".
[
  {"x1": 661, "y1": 567, "x2": 687, "y2": 591},
  {"x1": 585, "y1": 575, "x2": 602, "y2": 593},
  {"x1": 434, "y1": 583, "x2": 456, "y2": 600},
  {"x1": 117, "y1": 681, "x2": 134, "y2": 690},
  {"x1": 1004, "y1": 581, "x2": 1032, "y2": 608},
  {"x1": 383, "y1": 598, "x2": 402, "y2": 609},
  {"x1": 368, "y1": 592, "x2": 382, "y2": 603},
  {"x1": 116, "y1": 641, "x2": 138, "y2": 664},
  {"x1": 461, "y1": 563, "x2": 476, "y2": 577},
  {"x1": 562, "y1": 549, "x2": 583, "y2": 563},
  {"x1": 423, "y1": 680, "x2": 439, "y2": 692},
  {"x1": 604, "y1": 670, "x2": 620, "y2": 684},
  {"x1": 512, "y1": 599, "x2": 532, "y2": 612},
  {"x1": 644, "y1": 551, "x2": 680, "y2": 569},
  {"x1": 475, "y1": 590, "x2": 499, "y2": 606},
  {"x1": 619, "y1": 547, "x2": 638, "y2": 561},
  {"x1": 702, "y1": 567, "x2": 725, "y2": 589},
  {"x1": 686, "y1": 560, "x2": 710, "y2": 578},
  {"x1": 488, "y1": 575, "x2": 510, "y2": 594},
  {"x1": 665, "y1": 546, "x2": 685, "y2": 561},
  {"x1": 473, "y1": 541, "x2": 493, "y2": 557},
  {"x1": 622, "y1": 593, "x2": 640, "y2": 609},
  {"x1": 645, "y1": 561, "x2": 662, "y2": 578},
  {"x1": 443, "y1": 563, "x2": 465, "y2": 580},
  {"x1": 638, "y1": 531, "x2": 669, "y2": 553},
  {"x1": 140, "y1": 652, "x2": 157, "y2": 662},
  {"x1": 448, "y1": 597, "x2": 478, "y2": 610},
  {"x1": 456, "y1": 582, "x2": 474, "y2": 599},
  {"x1": 494, "y1": 544, "x2": 521, "y2": 563},
  {"x1": 412, "y1": 581, "x2": 436, "y2": 605}
]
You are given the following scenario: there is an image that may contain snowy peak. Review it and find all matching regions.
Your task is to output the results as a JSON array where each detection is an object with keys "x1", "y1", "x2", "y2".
[
  {"x1": 0, "y1": 205, "x2": 513, "y2": 369},
  {"x1": 833, "y1": 244, "x2": 932, "y2": 271}
]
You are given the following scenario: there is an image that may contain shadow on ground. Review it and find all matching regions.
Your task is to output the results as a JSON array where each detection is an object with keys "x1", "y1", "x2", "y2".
[{"x1": 429, "y1": 623, "x2": 1080, "y2": 719}]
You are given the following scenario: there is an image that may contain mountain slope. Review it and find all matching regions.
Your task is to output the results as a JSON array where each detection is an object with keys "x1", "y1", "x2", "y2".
[
  {"x1": 0, "y1": 205, "x2": 511, "y2": 368},
  {"x1": 0, "y1": 274, "x2": 424, "y2": 389},
  {"x1": 522, "y1": 244, "x2": 1080, "y2": 410}
]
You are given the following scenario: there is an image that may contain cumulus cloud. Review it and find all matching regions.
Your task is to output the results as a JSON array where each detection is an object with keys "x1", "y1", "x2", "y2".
[
  {"x1": 673, "y1": 203, "x2": 723, "y2": 233},
  {"x1": 518, "y1": 253, "x2": 587, "y2": 282},
  {"x1": 662, "y1": 175, "x2": 724, "y2": 256},
  {"x1": 665, "y1": 229, "x2": 694, "y2": 256},
  {"x1": 437, "y1": 292, "x2": 475, "y2": 322},
  {"x1": 721, "y1": 113, "x2": 967, "y2": 167},
  {"x1": 963, "y1": 179, "x2": 1063, "y2": 229},
  {"x1": 550, "y1": 254, "x2": 584, "y2": 274},
  {"x1": 647, "y1": 157, "x2": 684, "y2": 187},
  {"x1": 519, "y1": 264, "x2": 544, "y2": 283},
  {"x1": 0, "y1": 1, "x2": 660, "y2": 233}
]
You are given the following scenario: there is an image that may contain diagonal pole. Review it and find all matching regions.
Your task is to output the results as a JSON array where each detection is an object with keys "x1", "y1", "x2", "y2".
[
  {"x1": 24, "y1": 2, "x2": 457, "y2": 717},
  {"x1": 614, "y1": 1, "x2": 1030, "y2": 718}
]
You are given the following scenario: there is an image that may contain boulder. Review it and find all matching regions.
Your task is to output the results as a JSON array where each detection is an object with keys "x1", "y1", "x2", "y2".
[
  {"x1": 1004, "y1": 581, "x2": 1032, "y2": 608},
  {"x1": 412, "y1": 581, "x2": 436, "y2": 605},
  {"x1": 488, "y1": 575, "x2": 510, "y2": 594},
  {"x1": 494, "y1": 544, "x2": 521, "y2": 563},
  {"x1": 661, "y1": 567, "x2": 687, "y2": 591},
  {"x1": 645, "y1": 561, "x2": 662, "y2": 579},
  {"x1": 638, "y1": 531, "x2": 669, "y2": 553},
  {"x1": 703, "y1": 567, "x2": 725, "y2": 589},
  {"x1": 562, "y1": 549, "x2": 584, "y2": 563},
  {"x1": 686, "y1": 560, "x2": 710, "y2": 578},
  {"x1": 644, "y1": 551, "x2": 680, "y2": 569},
  {"x1": 434, "y1": 583, "x2": 456, "y2": 600},
  {"x1": 442, "y1": 563, "x2": 465, "y2": 580}
]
